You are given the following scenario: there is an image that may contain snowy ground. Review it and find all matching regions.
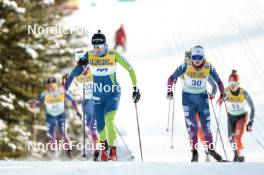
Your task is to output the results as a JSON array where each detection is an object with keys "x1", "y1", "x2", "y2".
[
  {"x1": 2, "y1": 0, "x2": 264, "y2": 174},
  {"x1": 1, "y1": 161, "x2": 264, "y2": 175}
]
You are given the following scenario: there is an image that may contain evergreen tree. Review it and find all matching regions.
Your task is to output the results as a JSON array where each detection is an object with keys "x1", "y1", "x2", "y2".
[{"x1": 0, "y1": 0, "x2": 83, "y2": 159}]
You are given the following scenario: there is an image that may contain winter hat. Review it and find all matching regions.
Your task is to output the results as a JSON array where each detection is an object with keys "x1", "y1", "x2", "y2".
[
  {"x1": 229, "y1": 70, "x2": 239, "y2": 82},
  {"x1": 191, "y1": 45, "x2": 205, "y2": 57},
  {"x1": 92, "y1": 30, "x2": 106, "y2": 45}
]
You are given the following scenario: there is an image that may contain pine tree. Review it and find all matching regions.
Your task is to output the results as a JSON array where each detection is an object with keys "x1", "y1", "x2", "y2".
[{"x1": 0, "y1": 0, "x2": 83, "y2": 159}]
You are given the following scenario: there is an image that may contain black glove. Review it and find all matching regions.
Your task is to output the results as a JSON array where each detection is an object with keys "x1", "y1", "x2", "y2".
[
  {"x1": 220, "y1": 93, "x2": 228, "y2": 101},
  {"x1": 167, "y1": 91, "x2": 173, "y2": 100},
  {"x1": 132, "y1": 86, "x2": 141, "y2": 103},
  {"x1": 78, "y1": 58, "x2": 87, "y2": 66},
  {"x1": 76, "y1": 112, "x2": 82, "y2": 119},
  {"x1": 246, "y1": 120, "x2": 253, "y2": 132}
]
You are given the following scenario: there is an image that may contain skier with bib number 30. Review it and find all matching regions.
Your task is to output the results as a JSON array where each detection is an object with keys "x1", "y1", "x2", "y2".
[
  {"x1": 167, "y1": 45, "x2": 225, "y2": 162},
  {"x1": 65, "y1": 30, "x2": 141, "y2": 161}
]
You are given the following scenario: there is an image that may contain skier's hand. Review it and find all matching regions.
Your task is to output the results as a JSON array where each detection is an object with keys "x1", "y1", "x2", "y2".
[
  {"x1": 31, "y1": 100, "x2": 38, "y2": 109},
  {"x1": 246, "y1": 120, "x2": 253, "y2": 132},
  {"x1": 217, "y1": 93, "x2": 228, "y2": 105},
  {"x1": 167, "y1": 91, "x2": 173, "y2": 100},
  {"x1": 61, "y1": 74, "x2": 68, "y2": 86},
  {"x1": 76, "y1": 112, "x2": 82, "y2": 119},
  {"x1": 75, "y1": 51, "x2": 87, "y2": 66},
  {"x1": 132, "y1": 86, "x2": 141, "y2": 103},
  {"x1": 208, "y1": 93, "x2": 215, "y2": 100},
  {"x1": 221, "y1": 93, "x2": 228, "y2": 101}
]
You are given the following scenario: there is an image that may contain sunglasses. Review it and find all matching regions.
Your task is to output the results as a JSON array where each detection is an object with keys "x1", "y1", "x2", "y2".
[
  {"x1": 94, "y1": 44, "x2": 105, "y2": 49},
  {"x1": 191, "y1": 55, "x2": 204, "y2": 60},
  {"x1": 229, "y1": 81, "x2": 239, "y2": 87}
]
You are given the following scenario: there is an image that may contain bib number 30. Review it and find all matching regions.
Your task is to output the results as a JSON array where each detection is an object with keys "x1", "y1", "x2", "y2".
[{"x1": 191, "y1": 80, "x2": 202, "y2": 87}]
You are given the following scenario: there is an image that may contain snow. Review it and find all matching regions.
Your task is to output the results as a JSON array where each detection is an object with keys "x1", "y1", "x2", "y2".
[
  {"x1": 17, "y1": 43, "x2": 39, "y2": 59},
  {"x1": 63, "y1": 0, "x2": 264, "y2": 164},
  {"x1": 0, "y1": 119, "x2": 7, "y2": 130},
  {"x1": 2, "y1": 0, "x2": 25, "y2": 14},
  {"x1": 2, "y1": 0, "x2": 264, "y2": 174},
  {"x1": 40, "y1": 0, "x2": 55, "y2": 6},
  {"x1": 0, "y1": 93, "x2": 16, "y2": 110},
  {"x1": 0, "y1": 161, "x2": 264, "y2": 175},
  {"x1": 0, "y1": 19, "x2": 5, "y2": 28}
]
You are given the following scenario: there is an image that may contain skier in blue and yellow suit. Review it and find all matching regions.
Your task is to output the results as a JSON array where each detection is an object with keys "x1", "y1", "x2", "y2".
[
  {"x1": 65, "y1": 30, "x2": 141, "y2": 161},
  {"x1": 167, "y1": 45, "x2": 225, "y2": 162}
]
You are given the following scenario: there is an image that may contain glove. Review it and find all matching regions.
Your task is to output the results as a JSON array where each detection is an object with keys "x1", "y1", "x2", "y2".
[
  {"x1": 208, "y1": 93, "x2": 215, "y2": 100},
  {"x1": 221, "y1": 93, "x2": 228, "y2": 101},
  {"x1": 78, "y1": 58, "x2": 87, "y2": 66},
  {"x1": 246, "y1": 120, "x2": 253, "y2": 132},
  {"x1": 132, "y1": 86, "x2": 141, "y2": 103},
  {"x1": 167, "y1": 91, "x2": 173, "y2": 100},
  {"x1": 75, "y1": 52, "x2": 87, "y2": 66},
  {"x1": 61, "y1": 74, "x2": 68, "y2": 86},
  {"x1": 31, "y1": 100, "x2": 38, "y2": 109},
  {"x1": 76, "y1": 112, "x2": 82, "y2": 119},
  {"x1": 217, "y1": 93, "x2": 228, "y2": 105}
]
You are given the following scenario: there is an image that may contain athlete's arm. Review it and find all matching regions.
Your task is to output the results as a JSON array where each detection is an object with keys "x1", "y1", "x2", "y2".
[
  {"x1": 209, "y1": 66, "x2": 224, "y2": 95},
  {"x1": 65, "y1": 52, "x2": 89, "y2": 90},
  {"x1": 116, "y1": 52, "x2": 137, "y2": 86},
  {"x1": 65, "y1": 91, "x2": 80, "y2": 113},
  {"x1": 36, "y1": 92, "x2": 45, "y2": 103},
  {"x1": 208, "y1": 75, "x2": 217, "y2": 96},
  {"x1": 167, "y1": 63, "x2": 187, "y2": 91},
  {"x1": 243, "y1": 90, "x2": 255, "y2": 121}
]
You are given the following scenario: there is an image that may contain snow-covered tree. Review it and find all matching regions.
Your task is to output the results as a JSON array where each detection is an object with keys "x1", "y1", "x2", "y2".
[{"x1": 0, "y1": 0, "x2": 81, "y2": 159}]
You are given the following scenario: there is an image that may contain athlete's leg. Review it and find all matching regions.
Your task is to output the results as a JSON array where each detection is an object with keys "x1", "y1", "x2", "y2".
[{"x1": 46, "y1": 114, "x2": 57, "y2": 150}]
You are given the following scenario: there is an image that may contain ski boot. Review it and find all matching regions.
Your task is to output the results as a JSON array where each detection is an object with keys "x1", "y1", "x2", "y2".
[
  {"x1": 191, "y1": 150, "x2": 199, "y2": 162},
  {"x1": 233, "y1": 150, "x2": 245, "y2": 162},
  {"x1": 109, "y1": 146, "x2": 117, "y2": 161},
  {"x1": 65, "y1": 149, "x2": 73, "y2": 159},
  {"x1": 100, "y1": 140, "x2": 109, "y2": 161},
  {"x1": 93, "y1": 150, "x2": 100, "y2": 161}
]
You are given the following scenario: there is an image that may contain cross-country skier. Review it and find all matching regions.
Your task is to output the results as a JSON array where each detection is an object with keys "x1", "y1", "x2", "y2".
[
  {"x1": 65, "y1": 68, "x2": 99, "y2": 161},
  {"x1": 218, "y1": 70, "x2": 255, "y2": 162},
  {"x1": 167, "y1": 45, "x2": 225, "y2": 162},
  {"x1": 31, "y1": 76, "x2": 81, "y2": 158},
  {"x1": 184, "y1": 50, "x2": 217, "y2": 161},
  {"x1": 65, "y1": 30, "x2": 141, "y2": 161}
]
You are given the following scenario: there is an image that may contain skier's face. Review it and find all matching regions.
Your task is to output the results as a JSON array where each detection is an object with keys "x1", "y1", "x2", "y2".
[
  {"x1": 191, "y1": 55, "x2": 204, "y2": 66},
  {"x1": 94, "y1": 44, "x2": 105, "y2": 54},
  {"x1": 229, "y1": 79, "x2": 239, "y2": 91},
  {"x1": 47, "y1": 83, "x2": 57, "y2": 91},
  {"x1": 192, "y1": 59, "x2": 204, "y2": 66}
]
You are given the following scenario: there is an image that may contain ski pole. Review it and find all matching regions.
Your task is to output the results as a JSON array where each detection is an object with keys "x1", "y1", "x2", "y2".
[
  {"x1": 135, "y1": 103, "x2": 143, "y2": 162},
  {"x1": 215, "y1": 105, "x2": 222, "y2": 146},
  {"x1": 210, "y1": 99, "x2": 228, "y2": 160},
  {"x1": 171, "y1": 83, "x2": 176, "y2": 149},
  {"x1": 115, "y1": 125, "x2": 135, "y2": 159},
  {"x1": 82, "y1": 65, "x2": 87, "y2": 158},
  {"x1": 62, "y1": 75, "x2": 68, "y2": 151},
  {"x1": 166, "y1": 99, "x2": 172, "y2": 132},
  {"x1": 251, "y1": 131, "x2": 264, "y2": 150}
]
